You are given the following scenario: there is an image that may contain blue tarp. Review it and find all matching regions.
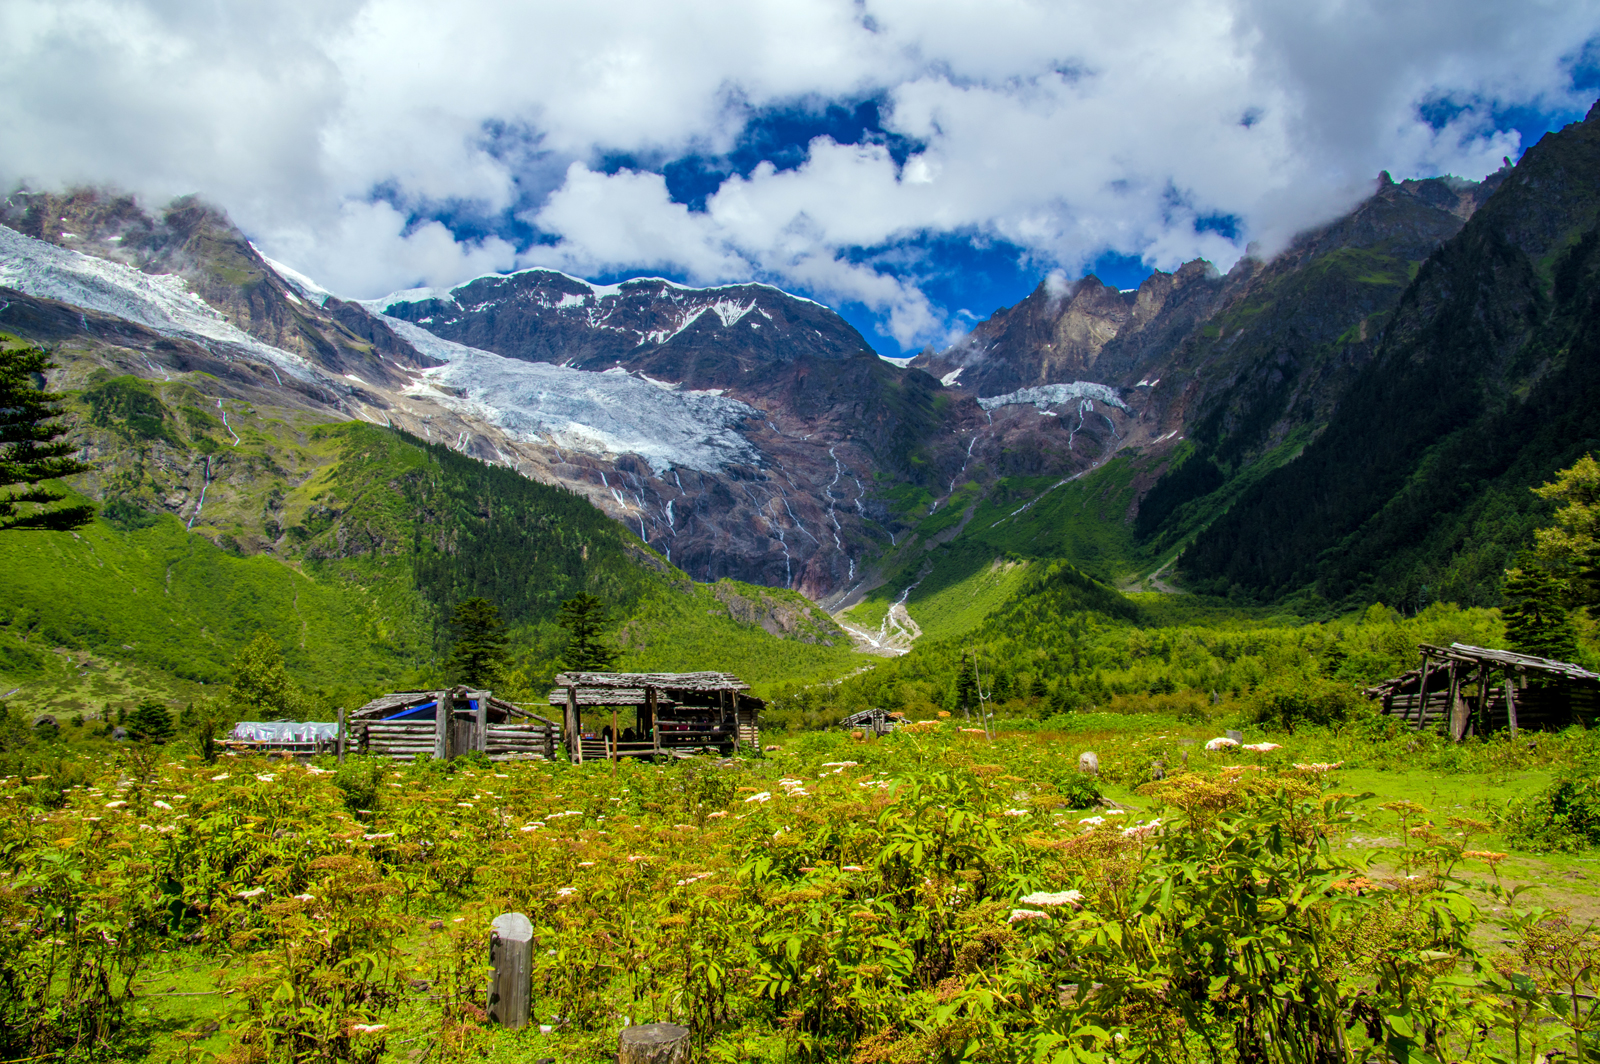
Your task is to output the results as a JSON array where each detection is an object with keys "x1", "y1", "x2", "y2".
[{"x1": 379, "y1": 699, "x2": 479, "y2": 722}]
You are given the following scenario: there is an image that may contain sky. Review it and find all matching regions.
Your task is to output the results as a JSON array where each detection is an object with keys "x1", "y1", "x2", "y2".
[{"x1": 2, "y1": 1, "x2": 1598, "y2": 355}]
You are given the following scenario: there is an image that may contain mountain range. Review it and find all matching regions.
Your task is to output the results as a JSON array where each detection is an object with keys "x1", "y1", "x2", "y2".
[{"x1": 2, "y1": 99, "x2": 1597, "y2": 709}]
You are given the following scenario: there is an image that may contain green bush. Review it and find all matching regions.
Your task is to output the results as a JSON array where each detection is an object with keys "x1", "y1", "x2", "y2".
[
  {"x1": 332, "y1": 756, "x2": 386, "y2": 814},
  {"x1": 1504, "y1": 771, "x2": 1600, "y2": 851},
  {"x1": 1245, "y1": 674, "x2": 1362, "y2": 733}
]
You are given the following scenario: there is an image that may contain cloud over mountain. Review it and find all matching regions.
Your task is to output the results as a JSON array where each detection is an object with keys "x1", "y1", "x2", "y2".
[{"x1": 3, "y1": 0, "x2": 1597, "y2": 349}]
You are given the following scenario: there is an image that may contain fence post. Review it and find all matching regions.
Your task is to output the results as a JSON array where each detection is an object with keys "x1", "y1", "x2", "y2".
[
  {"x1": 618, "y1": 1022, "x2": 691, "y2": 1064},
  {"x1": 487, "y1": 912, "x2": 533, "y2": 1029},
  {"x1": 435, "y1": 689, "x2": 451, "y2": 760},
  {"x1": 336, "y1": 706, "x2": 346, "y2": 764}
]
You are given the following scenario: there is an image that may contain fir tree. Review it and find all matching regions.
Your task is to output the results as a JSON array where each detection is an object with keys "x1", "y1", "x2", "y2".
[
  {"x1": 0, "y1": 336, "x2": 94, "y2": 531},
  {"x1": 1502, "y1": 561, "x2": 1580, "y2": 662},
  {"x1": 447, "y1": 597, "x2": 511, "y2": 686},
  {"x1": 557, "y1": 593, "x2": 620, "y2": 671},
  {"x1": 126, "y1": 700, "x2": 175, "y2": 744}
]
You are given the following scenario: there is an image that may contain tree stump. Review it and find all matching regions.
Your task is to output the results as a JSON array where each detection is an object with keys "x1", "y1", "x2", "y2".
[
  {"x1": 618, "y1": 1022, "x2": 692, "y2": 1064},
  {"x1": 1077, "y1": 751, "x2": 1099, "y2": 776},
  {"x1": 1150, "y1": 760, "x2": 1165, "y2": 781},
  {"x1": 487, "y1": 913, "x2": 533, "y2": 1029}
]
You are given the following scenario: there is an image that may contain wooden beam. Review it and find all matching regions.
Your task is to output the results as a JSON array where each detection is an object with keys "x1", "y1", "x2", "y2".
[
  {"x1": 647, "y1": 686, "x2": 659, "y2": 759},
  {"x1": 1414, "y1": 653, "x2": 1433, "y2": 730},
  {"x1": 1505, "y1": 678, "x2": 1519, "y2": 737},
  {"x1": 435, "y1": 689, "x2": 450, "y2": 760},
  {"x1": 336, "y1": 706, "x2": 346, "y2": 764},
  {"x1": 566, "y1": 686, "x2": 580, "y2": 764},
  {"x1": 475, "y1": 691, "x2": 488, "y2": 753}
]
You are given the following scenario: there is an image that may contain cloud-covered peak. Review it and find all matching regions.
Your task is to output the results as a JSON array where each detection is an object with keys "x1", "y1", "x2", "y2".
[{"x1": 3, "y1": 0, "x2": 1596, "y2": 351}]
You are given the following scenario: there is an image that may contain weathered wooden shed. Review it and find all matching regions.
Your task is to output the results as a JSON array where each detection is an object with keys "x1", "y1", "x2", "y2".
[
  {"x1": 549, "y1": 671, "x2": 762, "y2": 763},
  {"x1": 349, "y1": 686, "x2": 562, "y2": 761},
  {"x1": 1367, "y1": 642, "x2": 1600, "y2": 740}
]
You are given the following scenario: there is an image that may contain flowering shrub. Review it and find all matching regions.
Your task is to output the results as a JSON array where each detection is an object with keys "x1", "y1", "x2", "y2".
[{"x1": 0, "y1": 727, "x2": 1594, "y2": 1062}]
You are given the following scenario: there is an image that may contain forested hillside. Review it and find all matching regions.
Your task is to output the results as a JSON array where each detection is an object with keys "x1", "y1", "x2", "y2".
[
  {"x1": 0, "y1": 341, "x2": 856, "y2": 717},
  {"x1": 1175, "y1": 103, "x2": 1600, "y2": 608}
]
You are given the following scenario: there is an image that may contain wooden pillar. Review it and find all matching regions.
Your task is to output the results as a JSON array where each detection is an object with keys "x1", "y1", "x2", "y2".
[
  {"x1": 336, "y1": 706, "x2": 346, "y2": 764},
  {"x1": 1446, "y1": 664, "x2": 1464, "y2": 741},
  {"x1": 1505, "y1": 677, "x2": 1519, "y2": 737},
  {"x1": 566, "y1": 686, "x2": 580, "y2": 764},
  {"x1": 434, "y1": 689, "x2": 451, "y2": 760},
  {"x1": 618, "y1": 1023, "x2": 691, "y2": 1064},
  {"x1": 487, "y1": 912, "x2": 533, "y2": 1029},
  {"x1": 1474, "y1": 668, "x2": 1492, "y2": 738},
  {"x1": 646, "y1": 686, "x2": 659, "y2": 758},
  {"x1": 475, "y1": 691, "x2": 488, "y2": 753},
  {"x1": 1414, "y1": 654, "x2": 1433, "y2": 730},
  {"x1": 611, "y1": 706, "x2": 619, "y2": 772}
]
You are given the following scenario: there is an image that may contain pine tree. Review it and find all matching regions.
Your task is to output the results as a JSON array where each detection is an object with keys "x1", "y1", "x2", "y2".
[
  {"x1": 447, "y1": 597, "x2": 511, "y2": 686},
  {"x1": 0, "y1": 336, "x2": 94, "y2": 531},
  {"x1": 955, "y1": 653, "x2": 978, "y2": 719},
  {"x1": 126, "y1": 700, "x2": 175, "y2": 744},
  {"x1": 557, "y1": 593, "x2": 620, "y2": 672},
  {"x1": 1502, "y1": 562, "x2": 1580, "y2": 662}
]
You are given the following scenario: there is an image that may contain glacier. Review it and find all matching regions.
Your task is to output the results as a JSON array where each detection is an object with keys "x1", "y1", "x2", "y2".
[
  {"x1": 0, "y1": 224, "x2": 765, "y2": 476},
  {"x1": 977, "y1": 381, "x2": 1128, "y2": 413},
  {"x1": 0, "y1": 224, "x2": 315, "y2": 380},
  {"x1": 362, "y1": 316, "x2": 763, "y2": 475}
]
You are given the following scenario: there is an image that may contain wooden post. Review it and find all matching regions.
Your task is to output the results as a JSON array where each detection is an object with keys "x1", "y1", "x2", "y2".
[
  {"x1": 647, "y1": 686, "x2": 659, "y2": 759},
  {"x1": 1414, "y1": 654, "x2": 1433, "y2": 730},
  {"x1": 618, "y1": 1022, "x2": 691, "y2": 1064},
  {"x1": 475, "y1": 691, "x2": 488, "y2": 753},
  {"x1": 1475, "y1": 668, "x2": 1492, "y2": 738},
  {"x1": 566, "y1": 686, "x2": 580, "y2": 764},
  {"x1": 434, "y1": 689, "x2": 451, "y2": 760},
  {"x1": 611, "y1": 706, "x2": 619, "y2": 773},
  {"x1": 1446, "y1": 664, "x2": 1464, "y2": 741},
  {"x1": 336, "y1": 706, "x2": 346, "y2": 764},
  {"x1": 1505, "y1": 677, "x2": 1520, "y2": 737},
  {"x1": 487, "y1": 912, "x2": 533, "y2": 1029}
]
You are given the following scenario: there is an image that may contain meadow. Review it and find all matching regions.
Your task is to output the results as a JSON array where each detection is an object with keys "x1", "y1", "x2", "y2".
[{"x1": 6, "y1": 711, "x2": 1600, "y2": 1064}]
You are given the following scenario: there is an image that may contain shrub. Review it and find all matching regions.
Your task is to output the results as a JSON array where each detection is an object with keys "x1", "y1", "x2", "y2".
[
  {"x1": 1504, "y1": 771, "x2": 1600, "y2": 851},
  {"x1": 1245, "y1": 674, "x2": 1362, "y2": 733}
]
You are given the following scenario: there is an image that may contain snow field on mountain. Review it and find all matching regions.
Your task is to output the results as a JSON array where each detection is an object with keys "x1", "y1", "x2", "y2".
[
  {"x1": 977, "y1": 381, "x2": 1128, "y2": 412},
  {"x1": 380, "y1": 314, "x2": 762, "y2": 474},
  {"x1": 0, "y1": 225, "x2": 315, "y2": 380}
]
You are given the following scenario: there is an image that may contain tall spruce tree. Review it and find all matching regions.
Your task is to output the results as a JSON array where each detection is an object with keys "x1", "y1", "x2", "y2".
[
  {"x1": 126, "y1": 700, "x2": 176, "y2": 744},
  {"x1": 1502, "y1": 561, "x2": 1581, "y2": 662},
  {"x1": 0, "y1": 336, "x2": 94, "y2": 531},
  {"x1": 557, "y1": 593, "x2": 620, "y2": 671},
  {"x1": 447, "y1": 597, "x2": 511, "y2": 686}
]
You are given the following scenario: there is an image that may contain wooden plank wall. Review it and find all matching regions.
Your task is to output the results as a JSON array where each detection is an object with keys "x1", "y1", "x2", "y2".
[
  {"x1": 1383, "y1": 681, "x2": 1596, "y2": 733},
  {"x1": 364, "y1": 721, "x2": 562, "y2": 761}
]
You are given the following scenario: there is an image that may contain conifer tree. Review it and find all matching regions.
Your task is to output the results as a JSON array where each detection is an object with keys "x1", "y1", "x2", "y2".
[
  {"x1": 1502, "y1": 561, "x2": 1580, "y2": 662},
  {"x1": 226, "y1": 633, "x2": 309, "y2": 719},
  {"x1": 0, "y1": 336, "x2": 94, "y2": 531},
  {"x1": 447, "y1": 597, "x2": 511, "y2": 686},
  {"x1": 126, "y1": 700, "x2": 175, "y2": 744},
  {"x1": 557, "y1": 593, "x2": 620, "y2": 671}
]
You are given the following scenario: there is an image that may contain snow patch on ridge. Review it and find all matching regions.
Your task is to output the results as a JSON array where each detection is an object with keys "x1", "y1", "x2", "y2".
[
  {"x1": 0, "y1": 225, "x2": 314, "y2": 380},
  {"x1": 381, "y1": 315, "x2": 761, "y2": 475},
  {"x1": 978, "y1": 381, "x2": 1128, "y2": 413}
]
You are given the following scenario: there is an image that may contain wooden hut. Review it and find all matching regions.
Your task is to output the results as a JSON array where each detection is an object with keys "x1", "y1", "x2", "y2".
[
  {"x1": 1367, "y1": 643, "x2": 1600, "y2": 740},
  {"x1": 348, "y1": 686, "x2": 561, "y2": 761},
  {"x1": 549, "y1": 671, "x2": 762, "y2": 763}
]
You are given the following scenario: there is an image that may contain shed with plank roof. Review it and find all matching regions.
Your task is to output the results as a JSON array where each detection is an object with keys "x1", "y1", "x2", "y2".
[
  {"x1": 1367, "y1": 643, "x2": 1599, "y2": 740},
  {"x1": 348, "y1": 686, "x2": 561, "y2": 761},
  {"x1": 550, "y1": 671, "x2": 762, "y2": 763}
]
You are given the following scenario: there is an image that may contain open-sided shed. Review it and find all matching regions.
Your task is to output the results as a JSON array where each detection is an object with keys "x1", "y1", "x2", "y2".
[
  {"x1": 549, "y1": 671, "x2": 762, "y2": 762},
  {"x1": 1367, "y1": 642, "x2": 1600, "y2": 740},
  {"x1": 349, "y1": 686, "x2": 561, "y2": 761}
]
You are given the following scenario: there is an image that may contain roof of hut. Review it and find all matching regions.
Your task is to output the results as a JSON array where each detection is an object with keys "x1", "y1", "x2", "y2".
[
  {"x1": 553, "y1": 671, "x2": 752, "y2": 692},
  {"x1": 351, "y1": 688, "x2": 551, "y2": 724},
  {"x1": 1367, "y1": 642, "x2": 1600, "y2": 697}
]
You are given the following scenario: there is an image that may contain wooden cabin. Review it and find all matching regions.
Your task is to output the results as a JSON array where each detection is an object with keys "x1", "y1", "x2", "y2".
[
  {"x1": 549, "y1": 671, "x2": 762, "y2": 763},
  {"x1": 348, "y1": 686, "x2": 561, "y2": 761},
  {"x1": 840, "y1": 707, "x2": 906, "y2": 735},
  {"x1": 1367, "y1": 643, "x2": 1600, "y2": 740}
]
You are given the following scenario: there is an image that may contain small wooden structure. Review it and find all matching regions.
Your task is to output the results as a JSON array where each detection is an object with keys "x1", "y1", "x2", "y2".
[
  {"x1": 550, "y1": 671, "x2": 761, "y2": 763},
  {"x1": 1368, "y1": 643, "x2": 1600, "y2": 741},
  {"x1": 840, "y1": 707, "x2": 906, "y2": 736},
  {"x1": 348, "y1": 686, "x2": 561, "y2": 761}
]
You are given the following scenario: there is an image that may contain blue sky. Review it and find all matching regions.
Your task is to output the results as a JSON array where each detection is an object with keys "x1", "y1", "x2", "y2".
[{"x1": 5, "y1": 0, "x2": 1599, "y2": 354}]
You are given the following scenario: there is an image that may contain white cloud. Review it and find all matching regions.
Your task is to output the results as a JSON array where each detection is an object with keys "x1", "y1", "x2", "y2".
[{"x1": 1, "y1": 0, "x2": 1596, "y2": 348}]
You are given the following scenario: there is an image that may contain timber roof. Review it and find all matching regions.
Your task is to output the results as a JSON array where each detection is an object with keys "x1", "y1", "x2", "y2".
[
  {"x1": 553, "y1": 671, "x2": 751, "y2": 692},
  {"x1": 1368, "y1": 643, "x2": 1600, "y2": 696}
]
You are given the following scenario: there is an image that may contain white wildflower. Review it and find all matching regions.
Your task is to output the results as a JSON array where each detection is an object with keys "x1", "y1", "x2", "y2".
[{"x1": 1020, "y1": 890, "x2": 1084, "y2": 907}]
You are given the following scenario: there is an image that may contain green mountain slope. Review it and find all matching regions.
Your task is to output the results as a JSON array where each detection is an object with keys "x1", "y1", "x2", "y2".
[
  {"x1": 0, "y1": 341, "x2": 858, "y2": 717},
  {"x1": 1178, "y1": 103, "x2": 1600, "y2": 609}
]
